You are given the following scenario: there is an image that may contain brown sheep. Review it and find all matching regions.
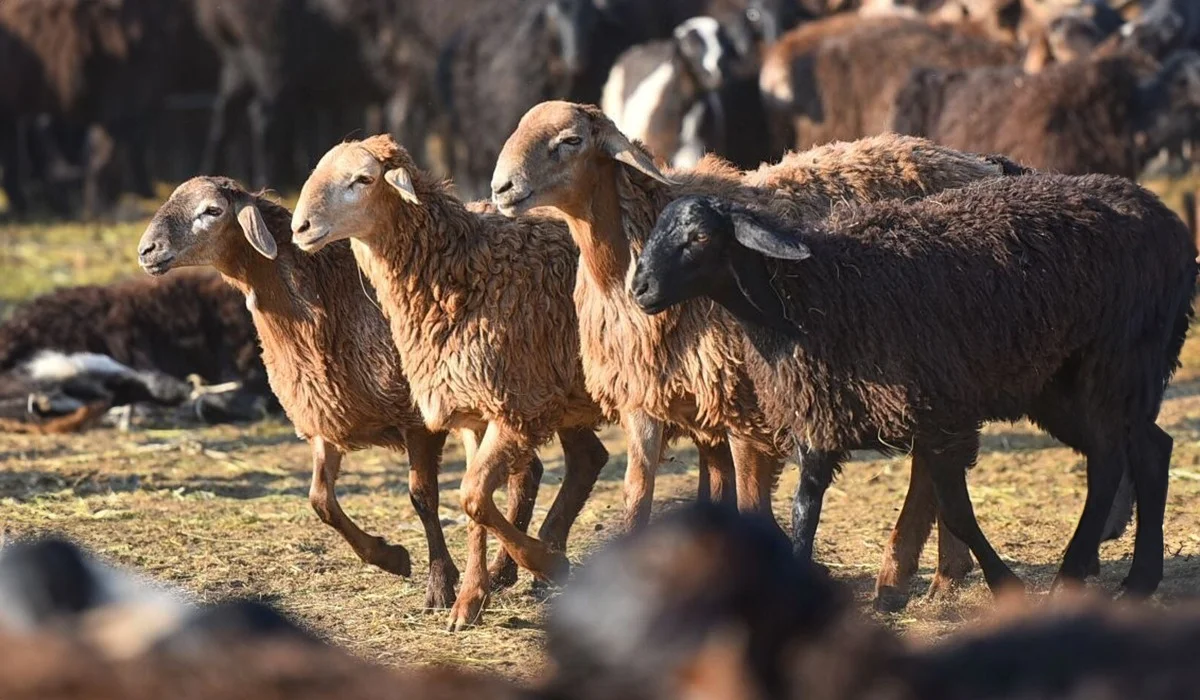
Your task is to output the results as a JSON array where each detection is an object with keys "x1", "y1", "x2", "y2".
[
  {"x1": 491, "y1": 101, "x2": 1033, "y2": 609},
  {"x1": 759, "y1": 15, "x2": 1017, "y2": 151},
  {"x1": 631, "y1": 172, "x2": 1196, "y2": 598},
  {"x1": 290, "y1": 135, "x2": 610, "y2": 631},
  {"x1": 891, "y1": 49, "x2": 1200, "y2": 179},
  {"x1": 137, "y1": 177, "x2": 500, "y2": 608}
]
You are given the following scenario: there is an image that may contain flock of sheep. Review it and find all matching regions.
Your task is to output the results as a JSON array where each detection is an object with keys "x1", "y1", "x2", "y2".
[{"x1": 4, "y1": 0, "x2": 1200, "y2": 695}]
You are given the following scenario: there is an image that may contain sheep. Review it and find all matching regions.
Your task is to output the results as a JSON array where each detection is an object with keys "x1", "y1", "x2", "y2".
[
  {"x1": 891, "y1": 49, "x2": 1200, "y2": 179},
  {"x1": 135, "y1": 176, "x2": 554, "y2": 607},
  {"x1": 758, "y1": 14, "x2": 1018, "y2": 152},
  {"x1": 290, "y1": 135, "x2": 611, "y2": 631},
  {"x1": 0, "y1": 0, "x2": 191, "y2": 217},
  {"x1": 601, "y1": 16, "x2": 782, "y2": 169},
  {"x1": 543, "y1": 503, "x2": 1200, "y2": 700},
  {"x1": 630, "y1": 172, "x2": 1197, "y2": 598},
  {"x1": 490, "y1": 101, "x2": 1055, "y2": 607},
  {"x1": 1119, "y1": 0, "x2": 1200, "y2": 59},
  {"x1": 0, "y1": 271, "x2": 274, "y2": 424},
  {"x1": 1021, "y1": 1, "x2": 1124, "y2": 73}
]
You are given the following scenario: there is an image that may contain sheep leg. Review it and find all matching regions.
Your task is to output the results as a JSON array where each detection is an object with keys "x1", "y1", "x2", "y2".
[
  {"x1": 308, "y1": 436, "x2": 412, "y2": 577},
  {"x1": 1119, "y1": 423, "x2": 1171, "y2": 597},
  {"x1": 448, "y1": 518, "x2": 490, "y2": 632},
  {"x1": 462, "y1": 423, "x2": 570, "y2": 581},
  {"x1": 874, "y1": 455, "x2": 937, "y2": 611},
  {"x1": 404, "y1": 427, "x2": 457, "y2": 610},
  {"x1": 621, "y1": 410, "x2": 667, "y2": 532},
  {"x1": 1053, "y1": 440, "x2": 1128, "y2": 590},
  {"x1": 697, "y1": 439, "x2": 738, "y2": 508},
  {"x1": 791, "y1": 446, "x2": 843, "y2": 566},
  {"x1": 728, "y1": 435, "x2": 782, "y2": 518},
  {"x1": 487, "y1": 455, "x2": 542, "y2": 591},
  {"x1": 539, "y1": 428, "x2": 609, "y2": 552},
  {"x1": 922, "y1": 430, "x2": 1022, "y2": 594},
  {"x1": 697, "y1": 456, "x2": 712, "y2": 501},
  {"x1": 929, "y1": 516, "x2": 975, "y2": 598}
]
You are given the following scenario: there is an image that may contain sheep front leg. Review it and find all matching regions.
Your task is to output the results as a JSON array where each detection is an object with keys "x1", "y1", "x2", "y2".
[
  {"x1": 621, "y1": 410, "x2": 667, "y2": 532},
  {"x1": 874, "y1": 453, "x2": 938, "y2": 611},
  {"x1": 540, "y1": 428, "x2": 609, "y2": 552},
  {"x1": 308, "y1": 436, "x2": 412, "y2": 577},
  {"x1": 728, "y1": 435, "x2": 782, "y2": 519},
  {"x1": 404, "y1": 426, "x2": 457, "y2": 609},
  {"x1": 696, "y1": 438, "x2": 737, "y2": 507},
  {"x1": 487, "y1": 455, "x2": 543, "y2": 591}
]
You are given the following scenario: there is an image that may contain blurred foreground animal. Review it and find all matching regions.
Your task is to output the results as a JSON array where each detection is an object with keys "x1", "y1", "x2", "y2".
[
  {"x1": 630, "y1": 173, "x2": 1197, "y2": 598},
  {"x1": 0, "y1": 272, "x2": 276, "y2": 431},
  {"x1": 545, "y1": 503, "x2": 1200, "y2": 700}
]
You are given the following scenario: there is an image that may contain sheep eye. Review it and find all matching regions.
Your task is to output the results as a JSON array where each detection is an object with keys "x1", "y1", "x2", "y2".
[
  {"x1": 746, "y1": 7, "x2": 761, "y2": 22},
  {"x1": 354, "y1": 174, "x2": 375, "y2": 186},
  {"x1": 200, "y1": 206, "x2": 222, "y2": 218},
  {"x1": 555, "y1": 135, "x2": 583, "y2": 151}
]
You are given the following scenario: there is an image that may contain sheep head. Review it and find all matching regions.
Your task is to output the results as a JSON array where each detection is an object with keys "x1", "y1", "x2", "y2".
[
  {"x1": 291, "y1": 135, "x2": 420, "y2": 253},
  {"x1": 491, "y1": 100, "x2": 677, "y2": 219},
  {"x1": 139, "y1": 177, "x2": 276, "y2": 277},
  {"x1": 632, "y1": 196, "x2": 807, "y2": 332}
]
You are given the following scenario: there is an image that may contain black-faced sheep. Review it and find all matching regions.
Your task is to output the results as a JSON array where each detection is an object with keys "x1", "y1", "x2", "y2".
[
  {"x1": 1119, "y1": 0, "x2": 1200, "y2": 59},
  {"x1": 892, "y1": 49, "x2": 1200, "y2": 179},
  {"x1": 291, "y1": 135, "x2": 610, "y2": 631},
  {"x1": 630, "y1": 173, "x2": 1196, "y2": 597}
]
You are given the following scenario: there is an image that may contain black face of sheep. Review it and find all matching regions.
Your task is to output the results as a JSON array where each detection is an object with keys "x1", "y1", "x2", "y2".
[
  {"x1": 544, "y1": 502, "x2": 843, "y2": 700},
  {"x1": 0, "y1": 537, "x2": 103, "y2": 632},
  {"x1": 631, "y1": 196, "x2": 809, "y2": 331},
  {"x1": 138, "y1": 177, "x2": 277, "y2": 276},
  {"x1": 1120, "y1": 1, "x2": 1197, "y2": 59},
  {"x1": 674, "y1": 17, "x2": 739, "y2": 92}
]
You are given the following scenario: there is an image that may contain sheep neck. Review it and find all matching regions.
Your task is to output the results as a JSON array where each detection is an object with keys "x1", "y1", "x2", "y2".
[
  {"x1": 220, "y1": 249, "x2": 305, "y2": 322},
  {"x1": 558, "y1": 158, "x2": 632, "y2": 290}
]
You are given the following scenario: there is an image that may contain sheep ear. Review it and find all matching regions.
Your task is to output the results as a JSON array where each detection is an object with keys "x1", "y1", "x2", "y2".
[
  {"x1": 236, "y1": 202, "x2": 277, "y2": 260},
  {"x1": 731, "y1": 213, "x2": 811, "y2": 261},
  {"x1": 384, "y1": 167, "x2": 420, "y2": 204},
  {"x1": 600, "y1": 125, "x2": 678, "y2": 185}
]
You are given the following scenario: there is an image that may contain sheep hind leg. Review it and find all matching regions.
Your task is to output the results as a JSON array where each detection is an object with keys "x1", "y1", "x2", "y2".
[
  {"x1": 1119, "y1": 423, "x2": 1170, "y2": 597},
  {"x1": 539, "y1": 427, "x2": 608, "y2": 552},
  {"x1": 487, "y1": 455, "x2": 543, "y2": 591},
  {"x1": 922, "y1": 429, "x2": 1022, "y2": 595},
  {"x1": 874, "y1": 454, "x2": 937, "y2": 611},
  {"x1": 792, "y1": 446, "x2": 844, "y2": 567},
  {"x1": 729, "y1": 435, "x2": 782, "y2": 521},
  {"x1": 697, "y1": 438, "x2": 737, "y2": 508},
  {"x1": 449, "y1": 422, "x2": 568, "y2": 631},
  {"x1": 404, "y1": 427, "x2": 457, "y2": 610},
  {"x1": 1052, "y1": 438, "x2": 1128, "y2": 591},
  {"x1": 308, "y1": 436, "x2": 412, "y2": 577}
]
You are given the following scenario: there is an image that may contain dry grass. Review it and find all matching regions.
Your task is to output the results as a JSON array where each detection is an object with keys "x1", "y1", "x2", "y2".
[{"x1": 2, "y1": 178, "x2": 1200, "y2": 679}]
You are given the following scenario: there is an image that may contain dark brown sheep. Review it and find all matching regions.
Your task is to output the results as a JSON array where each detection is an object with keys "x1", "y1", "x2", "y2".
[
  {"x1": 543, "y1": 502, "x2": 1200, "y2": 700},
  {"x1": 631, "y1": 173, "x2": 1197, "y2": 598},
  {"x1": 892, "y1": 50, "x2": 1200, "y2": 178},
  {"x1": 138, "y1": 177, "x2": 505, "y2": 608},
  {"x1": 759, "y1": 15, "x2": 1017, "y2": 151}
]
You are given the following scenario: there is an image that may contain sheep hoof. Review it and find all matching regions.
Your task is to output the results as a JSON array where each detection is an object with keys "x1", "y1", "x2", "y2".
[
  {"x1": 369, "y1": 539, "x2": 413, "y2": 578},
  {"x1": 544, "y1": 551, "x2": 571, "y2": 584},
  {"x1": 425, "y1": 561, "x2": 460, "y2": 610},
  {"x1": 872, "y1": 585, "x2": 911, "y2": 613},
  {"x1": 925, "y1": 573, "x2": 964, "y2": 602},
  {"x1": 446, "y1": 589, "x2": 488, "y2": 632},
  {"x1": 1085, "y1": 553, "x2": 1101, "y2": 578},
  {"x1": 1049, "y1": 574, "x2": 1085, "y2": 596},
  {"x1": 488, "y1": 555, "x2": 520, "y2": 591},
  {"x1": 528, "y1": 577, "x2": 558, "y2": 602}
]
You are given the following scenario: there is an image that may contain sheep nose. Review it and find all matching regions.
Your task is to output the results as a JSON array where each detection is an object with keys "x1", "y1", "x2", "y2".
[
  {"x1": 631, "y1": 277, "x2": 650, "y2": 299},
  {"x1": 492, "y1": 179, "x2": 514, "y2": 196},
  {"x1": 294, "y1": 219, "x2": 311, "y2": 234},
  {"x1": 138, "y1": 241, "x2": 159, "y2": 258}
]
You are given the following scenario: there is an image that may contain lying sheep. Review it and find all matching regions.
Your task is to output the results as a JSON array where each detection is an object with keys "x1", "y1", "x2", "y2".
[
  {"x1": 892, "y1": 49, "x2": 1200, "y2": 178},
  {"x1": 630, "y1": 173, "x2": 1196, "y2": 598},
  {"x1": 137, "y1": 177, "x2": 545, "y2": 606},
  {"x1": 290, "y1": 135, "x2": 610, "y2": 631},
  {"x1": 544, "y1": 503, "x2": 1200, "y2": 700},
  {"x1": 492, "y1": 101, "x2": 1050, "y2": 607},
  {"x1": 0, "y1": 271, "x2": 274, "y2": 428}
]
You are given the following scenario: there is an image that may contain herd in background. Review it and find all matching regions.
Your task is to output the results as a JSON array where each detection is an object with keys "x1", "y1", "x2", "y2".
[
  {"x1": 3, "y1": 0, "x2": 1200, "y2": 219},
  {"x1": 3, "y1": 506, "x2": 1200, "y2": 699}
]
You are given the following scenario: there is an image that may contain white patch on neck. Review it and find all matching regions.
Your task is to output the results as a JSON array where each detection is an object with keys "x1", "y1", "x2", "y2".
[
  {"x1": 25, "y1": 351, "x2": 135, "y2": 381},
  {"x1": 246, "y1": 290, "x2": 258, "y2": 313},
  {"x1": 612, "y1": 62, "x2": 677, "y2": 144},
  {"x1": 676, "y1": 17, "x2": 724, "y2": 81},
  {"x1": 601, "y1": 64, "x2": 627, "y2": 119},
  {"x1": 673, "y1": 100, "x2": 709, "y2": 168}
]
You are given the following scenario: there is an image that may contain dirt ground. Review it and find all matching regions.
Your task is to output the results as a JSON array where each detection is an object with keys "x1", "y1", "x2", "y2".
[{"x1": 3, "y1": 190, "x2": 1200, "y2": 680}]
